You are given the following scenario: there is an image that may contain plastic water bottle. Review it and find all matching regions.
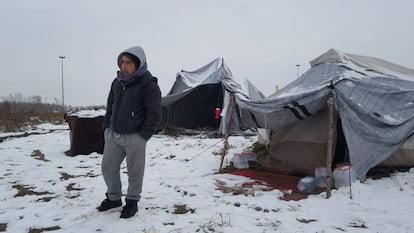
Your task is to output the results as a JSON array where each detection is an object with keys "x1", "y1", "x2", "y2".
[
  {"x1": 333, "y1": 165, "x2": 356, "y2": 188},
  {"x1": 314, "y1": 167, "x2": 328, "y2": 188},
  {"x1": 232, "y1": 152, "x2": 257, "y2": 169},
  {"x1": 232, "y1": 153, "x2": 249, "y2": 169},
  {"x1": 297, "y1": 176, "x2": 316, "y2": 193}
]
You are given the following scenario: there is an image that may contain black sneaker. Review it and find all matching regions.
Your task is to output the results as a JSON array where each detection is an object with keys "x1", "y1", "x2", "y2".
[
  {"x1": 120, "y1": 199, "x2": 138, "y2": 218},
  {"x1": 96, "y1": 194, "x2": 122, "y2": 211}
]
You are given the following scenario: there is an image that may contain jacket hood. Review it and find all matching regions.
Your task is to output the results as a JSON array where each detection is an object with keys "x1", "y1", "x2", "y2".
[{"x1": 117, "y1": 46, "x2": 147, "y2": 71}]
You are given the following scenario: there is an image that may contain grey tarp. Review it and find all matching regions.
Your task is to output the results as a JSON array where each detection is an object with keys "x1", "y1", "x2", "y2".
[
  {"x1": 162, "y1": 58, "x2": 233, "y2": 107},
  {"x1": 161, "y1": 57, "x2": 264, "y2": 133},
  {"x1": 234, "y1": 49, "x2": 414, "y2": 179}
]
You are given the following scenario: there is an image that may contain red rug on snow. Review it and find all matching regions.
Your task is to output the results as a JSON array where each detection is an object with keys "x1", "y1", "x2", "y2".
[{"x1": 230, "y1": 169, "x2": 301, "y2": 191}]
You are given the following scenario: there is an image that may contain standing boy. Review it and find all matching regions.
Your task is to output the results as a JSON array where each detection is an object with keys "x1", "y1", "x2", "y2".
[{"x1": 98, "y1": 46, "x2": 161, "y2": 218}]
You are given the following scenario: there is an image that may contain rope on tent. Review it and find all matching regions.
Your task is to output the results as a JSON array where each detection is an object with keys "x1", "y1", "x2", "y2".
[
  {"x1": 186, "y1": 138, "x2": 225, "y2": 162},
  {"x1": 326, "y1": 80, "x2": 336, "y2": 199}
]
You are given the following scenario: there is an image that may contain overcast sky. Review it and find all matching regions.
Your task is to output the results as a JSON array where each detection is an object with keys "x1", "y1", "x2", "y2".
[{"x1": 1, "y1": 0, "x2": 414, "y2": 106}]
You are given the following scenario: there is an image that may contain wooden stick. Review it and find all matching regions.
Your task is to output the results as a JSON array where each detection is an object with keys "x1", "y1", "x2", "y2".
[
  {"x1": 219, "y1": 94, "x2": 235, "y2": 173},
  {"x1": 326, "y1": 81, "x2": 336, "y2": 198}
]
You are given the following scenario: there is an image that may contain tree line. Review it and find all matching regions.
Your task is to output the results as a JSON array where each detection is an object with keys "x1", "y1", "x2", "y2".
[{"x1": 0, "y1": 92, "x2": 104, "y2": 132}]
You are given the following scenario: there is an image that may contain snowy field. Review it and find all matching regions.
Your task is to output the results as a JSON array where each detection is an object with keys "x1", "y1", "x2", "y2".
[{"x1": 1, "y1": 123, "x2": 414, "y2": 233}]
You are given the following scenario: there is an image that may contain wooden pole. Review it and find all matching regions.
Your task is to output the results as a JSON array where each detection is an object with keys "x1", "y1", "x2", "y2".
[
  {"x1": 219, "y1": 94, "x2": 235, "y2": 173},
  {"x1": 325, "y1": 81, "x2": 337, "y2": 198}
]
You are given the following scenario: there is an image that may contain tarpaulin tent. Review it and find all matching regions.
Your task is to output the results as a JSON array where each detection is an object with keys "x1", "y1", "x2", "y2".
[
  {"x1": 234, "y1": 49, "x2": 414, "y2": 180},
  {"x1": 161, "y1": 57, "x2": 264, "y2": 134}
]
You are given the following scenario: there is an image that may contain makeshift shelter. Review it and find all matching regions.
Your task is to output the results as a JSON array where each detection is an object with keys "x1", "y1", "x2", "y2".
[
  {"x1": 234, "y1": 49, "x2": 414, "y2": 180},
  {"x1": 161, "y1": 57, "x2": 264, "y2": 133},
  {"x1": 64, "y1": 109, "x2": 106, "y2": 156}
]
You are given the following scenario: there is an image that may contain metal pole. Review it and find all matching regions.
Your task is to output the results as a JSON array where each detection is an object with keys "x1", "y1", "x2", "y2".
[
  {"x1": 296, "y1": 64, "x2": 300, "y2": 78},
  {"x1": 59, "y1": 56, "x2": 66, "y2": 111}
]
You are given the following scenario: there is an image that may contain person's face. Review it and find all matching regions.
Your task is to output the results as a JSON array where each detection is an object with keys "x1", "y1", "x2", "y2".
[{"x1": 120, "y1": 55, "x2": 137, "y2": 76}]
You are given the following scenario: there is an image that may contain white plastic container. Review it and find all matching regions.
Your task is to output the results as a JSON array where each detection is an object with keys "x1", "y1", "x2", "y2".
[
  {"x1": 232, "y1": 152, "x2": 257, "y2": 169},
  {"x1": 333, "y1": 165, "x2": 356, "y2": 188},
  {"x1": 232, "y1": 153, "x2": 248, "y2": 169},
  {"x1": 314, "y1": 166, "x2": 328, "y2": 188},
  {"x1": 297, "y1": 176, "x2": 316, "y2": 193}
]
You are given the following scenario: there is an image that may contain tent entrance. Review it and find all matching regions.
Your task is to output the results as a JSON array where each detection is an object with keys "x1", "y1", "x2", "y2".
[
  {"x1": 161, "y1": 84, "x2": 224, "y2": 129},
  {"x1": 258, "y1": 108, "x2": 350, "y2": 177},
  {"x1": 332, "y1": 117, "x2": 349, "y2": 167}
]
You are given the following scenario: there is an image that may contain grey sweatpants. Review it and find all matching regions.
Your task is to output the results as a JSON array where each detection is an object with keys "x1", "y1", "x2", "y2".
[{"x1": 102, "y1": 128, "x2": 147, "y2": 201}]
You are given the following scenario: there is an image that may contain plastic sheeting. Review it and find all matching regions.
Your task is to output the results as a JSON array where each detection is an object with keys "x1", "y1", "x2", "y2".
[{"x1": 235, "y1": 49, "x2": 414, "y2": 179}]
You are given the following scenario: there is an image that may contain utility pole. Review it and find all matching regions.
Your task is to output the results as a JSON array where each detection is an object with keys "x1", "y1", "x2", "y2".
[
  {"x1": 296, "y1": 64, "x2": 300, "y2": 78},
  {"x1": 59, "y1": 56, "x2": 66, "y2": 111}
]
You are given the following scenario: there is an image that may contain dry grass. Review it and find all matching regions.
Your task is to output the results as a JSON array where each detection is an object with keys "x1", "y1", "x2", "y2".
[
  {"x1": 0, "y1": 98, "x2": 104, "y2": 132},
  {"x1": 0, "y1": 101, "x2": 65, "y2": 132}
]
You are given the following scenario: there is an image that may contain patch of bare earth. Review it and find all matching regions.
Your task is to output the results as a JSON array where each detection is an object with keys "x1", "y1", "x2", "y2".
[
  {"x1": 28, "y1": 226, "x2": 61, "y2": 233},
  {"x1": 31, "y1": 150, "x2": 49, "y2": 162},
  {"x1": 37, "y1": 196, "x2": 57, "y2": 202},
  {"x1": 59, "y1": 172, "x2": 98, "y2": 180},
  {"x1": 214, "y1": 179, "x2": 271, "y2": 196},
  {"x1": 66, "y1": 183, "x2": 84, "y2": 191},
  {"x1": 296, "y1": 218, "x2": 317, "y2": 223},
  {"x1": 12, "y1": 184, "x2": 53, "y2": 198},
  {"x1": 171, "y1": 204, "x2": 195, "y2": 214}
]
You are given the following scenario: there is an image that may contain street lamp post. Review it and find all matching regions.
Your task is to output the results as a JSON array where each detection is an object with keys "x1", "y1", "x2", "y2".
[
  {"x1": 296, "y1": 64, "x2": 300, "y2": 78},
  {"x1": 59, "y1": 56, "x2": 66, "y2": 111}
]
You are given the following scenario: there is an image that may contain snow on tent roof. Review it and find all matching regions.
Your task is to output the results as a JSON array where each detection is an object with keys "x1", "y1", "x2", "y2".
[
  {"x1": 310, "y1": 48, "x2": 414, "y2": 80},
  {"x1": 161, "y1": 58, "x2": 238, "y2": 107}
]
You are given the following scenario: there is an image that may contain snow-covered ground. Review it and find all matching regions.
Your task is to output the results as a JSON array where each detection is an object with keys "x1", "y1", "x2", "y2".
[{"x1": 1, "y1": 123, "x2": 414, "y2": 233}]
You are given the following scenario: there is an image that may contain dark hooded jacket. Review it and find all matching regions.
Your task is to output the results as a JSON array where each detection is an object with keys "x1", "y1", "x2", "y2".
[{"x1": 103, "y1": 46, "x2": 161, "y2": 140}]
